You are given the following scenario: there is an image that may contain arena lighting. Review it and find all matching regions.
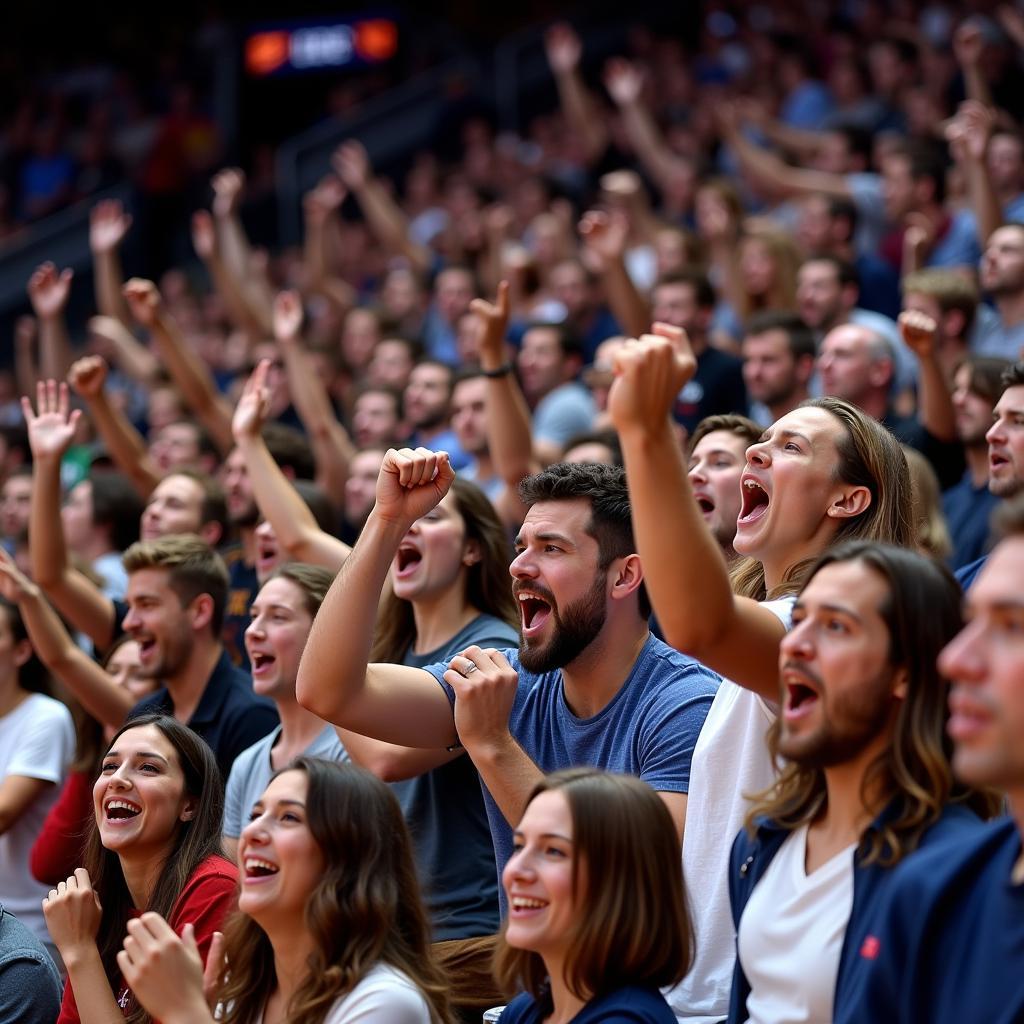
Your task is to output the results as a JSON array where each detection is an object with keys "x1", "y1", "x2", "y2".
[{"x1": 245, "y1": 16, "x2": 398, "y2": 78}]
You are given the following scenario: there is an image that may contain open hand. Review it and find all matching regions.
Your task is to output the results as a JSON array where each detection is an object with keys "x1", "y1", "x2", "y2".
[
  {"x1": 545, "y1": 22, "x2": 582, "y2": 75},
  {"x1": 22, "y1": 379, "x2": 81, "y2": 460},
  {"x1": 27, "y1": 262, "x2": 73, "y2": 321},
  {"x1": 232, "y1": 359, "x2": 273, "y2": 442},
  {"x1": 89, "y1": 199, "x2": 133, "y2": 253},
  {"x1": 273, "y1": 290, "x2": 304, "y2": 343},
  {"x1": 604, "y1": 58, "x2": 643, "y2": 105},
  {"x1": 332, "y1": 141, "x2": 371, "y2": 190}
]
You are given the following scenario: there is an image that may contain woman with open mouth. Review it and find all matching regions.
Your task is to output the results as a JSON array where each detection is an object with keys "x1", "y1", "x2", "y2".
[
  {"x1": 494, "y1": 768, "x2": 690, "y2": 1023},
  {"x1": 610, "y1": 329, "x2": 915, "y2": 1023},
  {"x1": 42, "y1": 714, "x2": 236, "y2": 1023},
  {"x1": 116, "y1": 758, "x2": 452, "y2": 1024}
]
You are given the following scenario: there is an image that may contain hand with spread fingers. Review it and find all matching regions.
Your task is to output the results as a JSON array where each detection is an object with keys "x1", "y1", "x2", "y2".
[
  {"x1": 608, "y1": 325, "x2": 696, "y2": 438},
  {"x1": 22, "y1": 378, "x2": 82, "y2": 462},
  {"x1": 117, "y1": 915, "x2": 217, "y2": 1024},
  {"x1": 374, "y1": 447, "x2": 457, "y2": 530},
  {"x1": 444, "y1": 646, "x2": 520, "y2": 756}
]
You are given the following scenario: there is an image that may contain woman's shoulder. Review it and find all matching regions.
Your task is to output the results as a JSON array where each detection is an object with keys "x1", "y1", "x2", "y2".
[
  {"x1": 498, "y1": 992, "x2": 542, "y2": 1024},
  {"x1": 322, "y1": 963, "x2": 432, "y2": 1024},
  {"x1": 170, "y1": 854, "x2": 239, "y2": 913},
  {"x1": 574, "y1": 985, "x2": 678, "y2": 1023}
]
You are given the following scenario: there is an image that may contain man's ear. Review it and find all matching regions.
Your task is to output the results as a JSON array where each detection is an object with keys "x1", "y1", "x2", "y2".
[
  {"x1": 199, "y1": 521, "x2": 223, "y2": 547},
  {"x1": 188, "y1": 593, "x2": 215, "y2": 632},
  {"x1": 12, "y1": 638, "x2": 32, "y2": 669},
  {"x1": 825, "y1": 485, "x2": 872, "y2": 520},
  {"x1": 609, "y1": 553, "x2": 645, "y2": 603}
]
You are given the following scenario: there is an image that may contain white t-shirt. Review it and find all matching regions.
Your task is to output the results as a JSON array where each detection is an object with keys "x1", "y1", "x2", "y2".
[
  {"x1": 665, "y1": 597, "x2": 794, "y2": 1023},
  {"x1": 0, "y1": 693, "x2": 75, "y2": 953},
  {"x1": 737, "y1": 825, "x2": 856, "y2": 1024}
]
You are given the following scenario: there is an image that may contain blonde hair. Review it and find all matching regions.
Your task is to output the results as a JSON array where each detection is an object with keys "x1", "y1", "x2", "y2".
[{"x1": 901, "y1": 445, "x2": 952, "y2": 560}]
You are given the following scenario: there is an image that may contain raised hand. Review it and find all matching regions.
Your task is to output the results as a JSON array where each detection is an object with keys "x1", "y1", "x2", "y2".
[
  {"x1": 579, "y1": 209, "x2": 629, "y2": 268},
  {"x1": 903, "y1": 211, "x2": 937, "y2": 264},
  {"x1": 191, "y1": 210, "x2": 217, "y2": 261},
  {"x1": 42, "y1": 868, "x2": 103, "y2": 962},
  {"x1": 604, "y1": 57, "x2": 644, "y2": 106},
  {"x1": 27, "y1": 262, "x2": 73, "y2": 321},
  {"x1": 303, "y1": 175, "x2": 347, "y2": 226},
  {"x1": 468, "y1": 281, "x2": 510, "y2": 363},
  {"x1": 898, "y1": 309, "x2": 938, "y2": 360},
  {"x1": 958, "y1": 100, "x2": 995, "y2": 163},
  {"x1": 67, "y1": 355, "x2": 110, "y2": 400},
  {"x1": 374, "y1": 447, "x2": 456, "y2": 529},
  {"x1": 232, "y1": 359, "x2": 273, "y2": 442},
  {"x1": 89, "y1": 199, "x2": 133, "y2": 253},
  {"x1": 273, "y1": 290, "x2": 304, "y2": 343},
  {"x1": 608, "y1": 325, "x2": 696, "y2": 436},
  {"x1": 332, "y1": 140, "x2": 371, "y2": 190},
  {"x1": 211, "y1": 167, "x2": 245, "y2": 219},
  {"x1": 953, "y1": 20, "x2": 985, "y2": 67},
  {"x1": 0, "y1": 546, "x2": 37, "y2": 603},
  {"x1": 22, "y1": 379, "x2": 82, "y2": 460},
  {"x1": 122, "y1": 278, "x2": 162, "y2": 328},
  {"x1": 117, "y1": 915, "x2": 213, "y2": 1024},
  {"x1": 544, "y1": 22, "x2": 582, "y2": 75},
  {"x1": 14, "y1": 315, "x2": 36, "y2": 351}
]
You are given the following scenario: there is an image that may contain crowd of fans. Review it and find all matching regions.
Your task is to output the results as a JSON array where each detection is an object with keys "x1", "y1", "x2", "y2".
[{"x1": 1, "y1": 2, "x2": 1024, "y2": 1022}]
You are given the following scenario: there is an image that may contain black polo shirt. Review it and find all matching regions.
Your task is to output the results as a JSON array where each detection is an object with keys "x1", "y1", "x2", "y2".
[{"x1": 128, "y1": 649, "x2": 278, "y2": 782}]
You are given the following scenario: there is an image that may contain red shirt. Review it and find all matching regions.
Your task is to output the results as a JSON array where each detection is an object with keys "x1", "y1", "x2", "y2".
[
  {"x1": 31, "y1": 769, "x2": 93, "y2": 885},
  {"x1": 57, "y1": 854, "x2": 238, "y2": 1023}
]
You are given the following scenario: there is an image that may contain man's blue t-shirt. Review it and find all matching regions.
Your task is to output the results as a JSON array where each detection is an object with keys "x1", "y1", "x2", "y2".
[
  {"x1": 423, "y1": 633, "x2": 719, "y2": 873},
  {"x1": 500, "y1": 984, "x2": 677, "y2": 1023}
]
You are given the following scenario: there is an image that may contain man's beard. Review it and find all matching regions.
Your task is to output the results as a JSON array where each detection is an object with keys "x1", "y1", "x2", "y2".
[
  {"x1": 518, "y1": 572, "x2": 607, "y2": 674},
  {"x1": 229, "y1": 498, "x2": 260, "y2": 529},
  {"x1": 778, "y1": 664, "x2": 898, "y2": 769}
]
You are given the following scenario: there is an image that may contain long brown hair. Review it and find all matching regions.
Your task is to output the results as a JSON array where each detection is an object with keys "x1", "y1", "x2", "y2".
[
  {"x1": 731, "y1": 397, "x2": 915, "y2": 600},
  {"x1": 370, "y1": 478, "x2": 517, "y2": 662},
  {"x1": 85, "y1": 715, "x2": 225, "y2": 1024},
  {"x1": 216, "y1": 758, "x2": 452, "y2": 1024},
  {"x1": 494, "y1": 769, "x2": 691, "y2": 1006},
  {"x1": 744, "y1": 543, "x2": 1002, "y2": 864}
]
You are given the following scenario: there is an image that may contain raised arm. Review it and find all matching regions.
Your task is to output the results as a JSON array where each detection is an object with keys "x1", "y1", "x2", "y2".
[
  {"x1": 0, "y1": 551, "x2": 132, "y2": 728},
  {"x1": 190, "y1": 210, "x2": 265, "y2": 336},
  {"x1": 544, "y1": 23, "x2": 608, "y2": 166},
  {"x1": 609, "y1": 328, "x2": 788, "y2": 699},
  {"x1": 210, "y1": 168, "x2": 274, "y2": 334},
  {"x1": 949, "y1": 100, "x2": 1003, "y2": 246},
  {"x1": 604, "y1": 59, "x2": 687, "y2": 193},
  {"x1": 332, "y1": 141, "x2": 431, "y2": 274},
  {"x1": 273, "y1": 290, "x2": 354, "y2": 506},
  {"x1": 296, "y1": 448, "x2": 459, "y2": 745},
  {"x1": 232, "y1": 360, "x2": 351, "y2": 572},
  {"x1": 953, "y1": 21, "x2": 994, "y2": 109},
  {"x1": 26, "y1": 262, "x2": 75, "y2": 381},
  {"x1": 87, "y1": 316, "x2": 160, "y2": 386},
  {"x1": 68, "y1": 356, "x2": 160, "y2": 498},
  {"x1": 471, "y1": 282, "x2": 540, "y2": 484},
  {"x1": 302, "y1": 177, "x2": 357, "y2": 312},
  {"x1": 718, "y1": 104, "x2": 853, "y2": 202},
  {"x1": 88, "y1": 199, "x2": 133, "y2": 325},
  {"x1": 579, "y1": 209, "x2": 650, "y2": 338},
  {"x1": 13, "y1": 316, "x2": 38, "y2": 401},
  {"x1": 898, "y1": 311, "x2": 956, "y2": 442},
  {"x1": 24, "y1": 381, "x2": 117, "y2": 652},
  {"x1": 123, "y1": 278, "x2": 234, "y2": 454}
]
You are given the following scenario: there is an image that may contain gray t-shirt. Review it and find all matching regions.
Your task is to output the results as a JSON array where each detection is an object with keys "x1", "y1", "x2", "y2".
[
  {"x1": 394, "y1": 613, "x2": 519, "y2": 941},
  {"x1": 0, "y1": 906, "x2": 62, "y2": 1024},
  {"x1": 223, "y1": 724, "x2": 348, "y2": 838}
]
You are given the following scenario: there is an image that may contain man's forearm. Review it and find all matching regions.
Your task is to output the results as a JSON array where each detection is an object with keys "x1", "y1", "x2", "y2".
[{"x1": 465, "y1": 733, "x2": 544, "y2": 828}]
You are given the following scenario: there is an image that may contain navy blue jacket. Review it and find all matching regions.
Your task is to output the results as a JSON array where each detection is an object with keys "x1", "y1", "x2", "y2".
[
  {"x1": 834, "y1": 816, "x2": 1024, "y2": 1024},
  {"x1": 726, "y1": 800, "x2": 982, "y2": 1024}
]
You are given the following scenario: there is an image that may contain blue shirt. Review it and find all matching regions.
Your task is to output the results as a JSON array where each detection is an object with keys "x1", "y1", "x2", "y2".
[
  {"x1": 424, "y1": 634, "x2": 718, "y2": 875},
  {"x1": 500, "y1": 985, "x2": 678, "y2": 1023},
  {"x1": 129, "y1": 650, "x2": 279, "y2": 781},
  {"x1": 0, "y1": 906, "x2": 62, "y2": 1024},
  {"x1": 396, "y1": 614, "x2": 519, "y2": 941},
  {"x1": 835, "y1": 817, "x2": 1024, "y2": 1024},
  {"x1": 942, "y1": 472, "x2": 1000, "y2": 571}
]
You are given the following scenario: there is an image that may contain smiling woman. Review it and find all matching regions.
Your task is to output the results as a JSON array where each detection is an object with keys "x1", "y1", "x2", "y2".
[
  {"x1": 117, "y1": 758, "x2": 452, "y2": 1024},
  {"x1": 43, "y1": 715, "x2": 236, "y2": 1024},
  {"x1": 495, "y1": 769, "x2": 690, "y2": 1024}
]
